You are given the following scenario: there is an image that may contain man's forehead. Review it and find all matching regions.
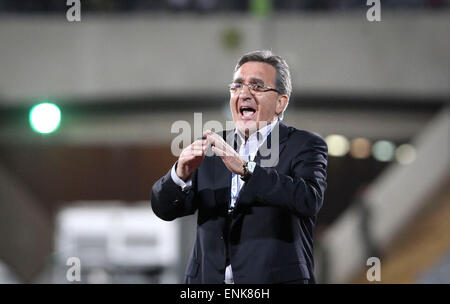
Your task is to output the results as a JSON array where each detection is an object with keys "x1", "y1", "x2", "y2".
[{"x1": 233, "y1": 61, "x2": 276, "y2": 84}]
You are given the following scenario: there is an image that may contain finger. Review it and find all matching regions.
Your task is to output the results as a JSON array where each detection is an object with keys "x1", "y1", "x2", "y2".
[
  {"x1": 212, "y1": 135, "x2": 229, "y2": 152},
  {"x1": 204, "y1": 130, "x2": 221, "y2": 143},
  {"x1": 190, "y1": 140, "x2": 206, "y2": 150},
  {"x1": 183, "y1": 147, "x2": 202, "y2": 158},
  {"x1": 195, "y1": 139, "x2": 209, "y2": 149},
  {"x1": 211, "y1": 145, "x2": 221, "y2": 156},
  {"x1": 191, "y1": 139, "x2": 207, "y2": 148},
  {"x1": 192, "y1": 143, "x2": 211, "y2": 156},
  {"x1": 180, "y1": 151, "x2": 203, "y2": 162},
  {"x1": 204, "y1": 133, "x2": 215, "y2": 146},
  {"x1": 204, "y1": 132, "x2": 219, "y2": 146},
  {"x1": 202, "y1": 130, "x2": 212, "y2": 137},
  {"x1": 211, "y1": 145, "x2": 227, "y2": 157},
  {"x1": 190, "y1": 147, "x2": 205, "y2": 157}
]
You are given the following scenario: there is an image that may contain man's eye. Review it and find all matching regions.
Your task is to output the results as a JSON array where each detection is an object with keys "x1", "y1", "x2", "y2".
[{"x1": 252, "y1": 84, "x2": 264, "y2": 91}]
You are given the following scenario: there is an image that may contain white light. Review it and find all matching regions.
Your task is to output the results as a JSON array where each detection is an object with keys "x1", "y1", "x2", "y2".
[
  {"x1": 29, "y1": 103, "x2": 61, "y2": 134},
  {"x1": 395, "y1": 144, "x2": 416, "y2": 165},
  {"x1": 325, "y1": 134, "x2": 350, "y2": 157}
]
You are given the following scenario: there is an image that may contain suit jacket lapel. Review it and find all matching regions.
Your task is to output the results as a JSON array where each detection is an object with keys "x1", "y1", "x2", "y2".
[
  {"x1": 231, "y1": 122, "x2": 290, "y2": 224},
  {"x1": 214, "y1": 129, "x2": 234, "y2": 214},
  {"x1": 253, "y1": 121, "x2": 289, "y2": 166},
  {"x1": 214, "y1": 157, "x2": 231, "y2": 214}
]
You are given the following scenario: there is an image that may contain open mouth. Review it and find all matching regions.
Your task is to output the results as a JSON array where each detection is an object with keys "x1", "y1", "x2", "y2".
[{"x1": 239, "y1": 106, "x2": 256, "y2": 119}]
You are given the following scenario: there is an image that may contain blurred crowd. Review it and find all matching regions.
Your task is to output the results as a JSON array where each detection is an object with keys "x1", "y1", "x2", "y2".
[{"x1": 0, "y1": 0, "x2": 448, "y2": 13}]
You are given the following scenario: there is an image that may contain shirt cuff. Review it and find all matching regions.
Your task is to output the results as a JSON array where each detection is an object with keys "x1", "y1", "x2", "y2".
[{"x1": 170, "y1": 162, "x2": 193, "y2": 191}]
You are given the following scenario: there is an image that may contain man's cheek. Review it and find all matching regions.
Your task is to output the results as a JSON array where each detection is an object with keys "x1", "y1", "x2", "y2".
[{"x1": 231, "y1": 101, "x2": 238, "y2": 114}]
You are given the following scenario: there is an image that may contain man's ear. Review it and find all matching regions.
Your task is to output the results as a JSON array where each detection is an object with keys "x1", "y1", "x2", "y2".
[{"x1": 275, "y1": 95, "x2": 289, "y2": 115}]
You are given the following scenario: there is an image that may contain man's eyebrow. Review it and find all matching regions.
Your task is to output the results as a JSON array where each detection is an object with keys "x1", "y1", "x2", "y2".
[
  {"x1": 249, "y1": 77, "x2": 264, "y2": 85},
  {"x1": 232, "y1": 77, "x2": 265, "y2": 84}
]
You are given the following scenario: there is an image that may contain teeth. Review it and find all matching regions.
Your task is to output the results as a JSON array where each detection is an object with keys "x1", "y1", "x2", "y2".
[{"x1": 240, "y1": 107, "x2": 255, "y2": 114}]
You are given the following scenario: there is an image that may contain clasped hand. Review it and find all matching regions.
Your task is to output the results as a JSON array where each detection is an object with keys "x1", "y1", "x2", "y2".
[{"x1": 176, "y1": 130, "x2": 246, "y2": 181}]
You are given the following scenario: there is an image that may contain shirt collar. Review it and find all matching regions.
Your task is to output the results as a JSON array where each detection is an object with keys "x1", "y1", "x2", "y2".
[{"x1": 234, "y1": 119, "x2": 279, "y2": 146}]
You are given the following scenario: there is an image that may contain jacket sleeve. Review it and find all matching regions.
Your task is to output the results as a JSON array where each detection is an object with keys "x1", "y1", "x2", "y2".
[
  {"x1": 150, "y1": 167, "x2": 198, "y2": 221},
  {"x1": 237, "y1": 133, "x2": 328, "y2": 218}
]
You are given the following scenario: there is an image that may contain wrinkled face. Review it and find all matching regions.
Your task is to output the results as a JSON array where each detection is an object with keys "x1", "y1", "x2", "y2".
[{"x1": 230, "y1": 61, "x2": 287, "y2": 135}]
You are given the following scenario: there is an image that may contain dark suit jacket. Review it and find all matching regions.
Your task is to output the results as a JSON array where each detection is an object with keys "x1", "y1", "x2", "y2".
[{"x1": 151, "y1": 122, "x2": 328, "y2": 284}]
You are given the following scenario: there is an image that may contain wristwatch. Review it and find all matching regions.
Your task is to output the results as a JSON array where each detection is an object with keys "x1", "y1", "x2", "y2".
[{"x1": 241, "y1": 161, "x2": 256, "y2": 182}]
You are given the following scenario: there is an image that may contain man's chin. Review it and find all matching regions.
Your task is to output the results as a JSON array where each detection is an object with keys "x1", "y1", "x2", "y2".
[{"x1": 236, "y1": 120, "x2": 258, "y2": 134}]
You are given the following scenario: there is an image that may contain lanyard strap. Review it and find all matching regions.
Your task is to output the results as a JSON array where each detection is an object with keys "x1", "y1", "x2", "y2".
[
  {"x1": 229, "y1": 173, "x2": 240, "y2": 214},
  {"x1": 231, "y1": 173, "x2": 240, "y2": 201}
]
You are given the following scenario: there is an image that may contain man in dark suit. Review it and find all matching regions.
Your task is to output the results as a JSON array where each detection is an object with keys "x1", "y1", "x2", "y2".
[{"x1": 151, "y1": 50, "x2": 328, "y2": 284}]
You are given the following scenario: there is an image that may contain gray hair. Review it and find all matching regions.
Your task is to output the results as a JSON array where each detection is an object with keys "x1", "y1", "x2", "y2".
[{"x1": 234, "y1": 50, "x2": 292, "y2": 120}]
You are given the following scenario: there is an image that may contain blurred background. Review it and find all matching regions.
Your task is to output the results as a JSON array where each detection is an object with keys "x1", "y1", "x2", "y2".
[{"x1": 0, "y1": 0, "x2": 449, "y2": 284}]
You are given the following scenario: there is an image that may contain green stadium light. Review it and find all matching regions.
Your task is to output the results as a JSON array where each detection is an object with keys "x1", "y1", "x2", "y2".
[
  {"x1": 250, "y1": 0, "x2": 272, "y2": 18},
  {"x1": 29, "y1": 102, "x2": 61, "y2": 134}
]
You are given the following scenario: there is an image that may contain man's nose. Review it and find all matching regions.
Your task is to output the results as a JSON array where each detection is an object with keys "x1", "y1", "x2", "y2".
[{"x1": 238, "y1": 84, "x2": 253, "y2": 100}]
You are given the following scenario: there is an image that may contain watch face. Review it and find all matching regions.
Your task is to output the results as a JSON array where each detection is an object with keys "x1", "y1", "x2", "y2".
[{"x1": 247, "y1": 161, "x2": 256, "y2": 173}]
